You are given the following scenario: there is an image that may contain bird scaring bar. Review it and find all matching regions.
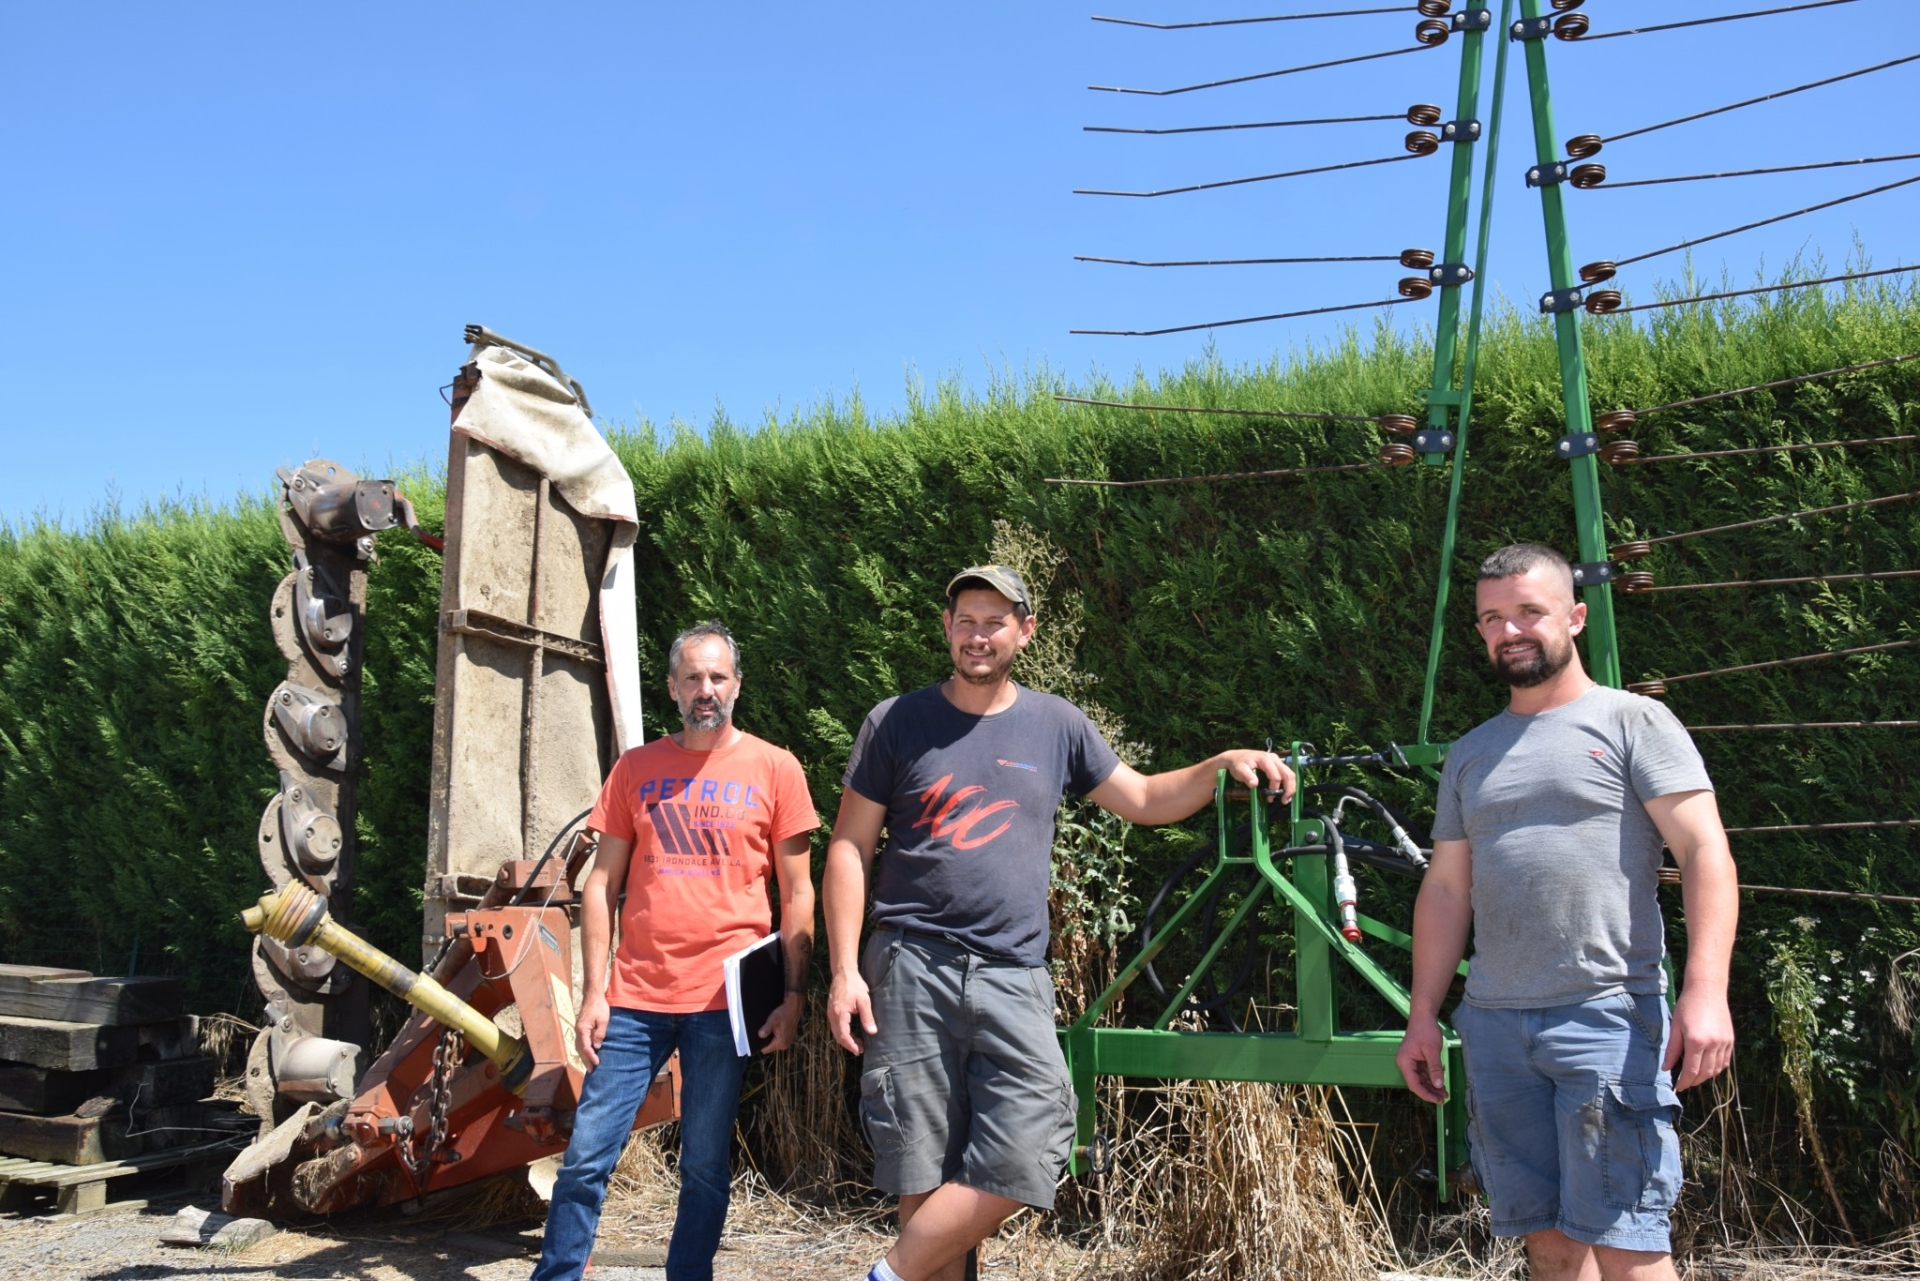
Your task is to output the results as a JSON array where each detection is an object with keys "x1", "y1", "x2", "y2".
[
  {"x1": 1590, "y1": 151, "x2": 1920, "y2": 190},
  {"x1": 1687, "y1": 720, "x2": 1919, "y2": 732},
  {"x1": 1597, "y1": 264, "x2": 1920, "y2": 316},
  {"x1": 1610, "y1": 490, "x2": 1920, "y2": 556},
  {"x1": 1572, "y1": 52, "x2": 1920, "y2": 152},
  {"x1": 1620, "y1": 568, "x2": 1920, "y2": 594},
  {"x1": 1086, "y1": 111, "x2": 1409, "y2": 135},
  {"x1": 1580, "y1": 175, "x2": 1920, "y2": 281},
  {"x1": 1596, "y1": 351, "x2": 1920, "y2": 424},
  {"x1": 1628, "y1": 640, "x2": 1920, "y2": 697},
  {"x1": 1093, "y1": 6, "x2": 1423, "y2": 30},
  {"x1": 1606, "y1": 434, "x2": 1920, "y2": 467},
  {"x1": 1089, "y1": 41, "x2": 1433, "y2": 95},
  {"x1": 1045, "y1": 459, "x2": 1394, "y2": 487},
  {"x1": 1074, "y1": 148, "x2": 1431, "y2": 198},
  {"x1": 1071, "y1": 294, "x2": 1416, "y2": 337},
  {"x1": 1569, "y1": 0, "x2": 1862, "y2": 43},
  {"x1": 1051, "y1": 396, "x2": 1388, "y2": 423}
]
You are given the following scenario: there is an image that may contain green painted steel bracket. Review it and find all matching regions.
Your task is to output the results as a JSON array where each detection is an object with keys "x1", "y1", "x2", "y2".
[
  {"x1": 1063, "y1": 779, "x2": 1468, "y2": 1195},
  {"x1": 1516, "y1": 0, "x2": 1621, "y2": 688},
  {"x1": 1419, "y1": 0, "x2": 1516, "y2": 748}
]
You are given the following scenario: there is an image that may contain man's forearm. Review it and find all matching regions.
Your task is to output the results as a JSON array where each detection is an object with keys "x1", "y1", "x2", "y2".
[
  {"x1": 1678, "y1": 840, "x2": 1738, "y2": 997},
  {"x1": 579, "y1": 878, "x2": 616, "y2": 999},
  {"x1": 822, "y1": 840, "x2": 869, "y2": 977},
  {"x1": 1407, "y1": 882, "x2": 1472, "y2": 1020},
  {"x1": 781, "y1": 885, "x2": 817, "y2": 991}
]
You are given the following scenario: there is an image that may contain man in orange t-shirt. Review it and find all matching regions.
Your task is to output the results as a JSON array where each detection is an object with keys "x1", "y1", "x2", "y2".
[{"x1": 531, "y1": 621, "x2": 818, "y2": 1281}]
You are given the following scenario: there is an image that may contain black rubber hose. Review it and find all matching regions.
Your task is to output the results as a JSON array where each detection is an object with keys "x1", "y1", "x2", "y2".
[{"x1": 1137, "y1": 820, "x2": 1266, "y2": 1029}]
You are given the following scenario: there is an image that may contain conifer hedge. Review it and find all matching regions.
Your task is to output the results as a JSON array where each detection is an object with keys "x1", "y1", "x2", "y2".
[{"x1": 1, "y1": 280, "x2": 1915, "y2": 1225}]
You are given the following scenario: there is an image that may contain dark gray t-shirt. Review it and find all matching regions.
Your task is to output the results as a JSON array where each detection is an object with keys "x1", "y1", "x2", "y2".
[
  {"x1": 843, "y1": 682, "x2": 1121, "y2": 965},
  {"x1": 1432, "y1": 684, "x2": 1713, "y2": 1008}
]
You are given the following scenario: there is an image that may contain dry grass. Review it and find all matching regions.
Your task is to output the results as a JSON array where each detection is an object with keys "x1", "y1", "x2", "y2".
[
  {"x1": 199, "y1": 1010, "x2": 258, "y2": 1103},
  {"x1": 1105, "y1": 1080, "x2": 1393, "y2": 1281}
]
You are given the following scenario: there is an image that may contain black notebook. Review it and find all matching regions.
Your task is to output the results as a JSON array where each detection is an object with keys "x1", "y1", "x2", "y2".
[{"x1": 722, "y1": 930, "x2": 785, "y2": 1058}]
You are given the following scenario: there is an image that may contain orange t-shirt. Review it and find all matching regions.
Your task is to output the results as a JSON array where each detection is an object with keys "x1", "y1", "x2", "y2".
[{"x1": 588, "y1": 731, "x2": 819, "y2": 1013}]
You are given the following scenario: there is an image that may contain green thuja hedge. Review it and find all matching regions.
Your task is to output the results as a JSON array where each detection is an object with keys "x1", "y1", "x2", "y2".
[{"x1": 1, "y1": 276, "x2": 1915, "y2": 1228}]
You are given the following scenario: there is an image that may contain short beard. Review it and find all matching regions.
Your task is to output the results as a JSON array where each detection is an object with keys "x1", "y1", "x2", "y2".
[
  {"x1": 954, "y1": 652, "x2": 1016, "y2": 688},
  {"x1": 679, "y1": 693, "x2": 736, "y2": 732},
  {"x1": 1494, "y1": 636, "x2": 1575, "y2": 688}
]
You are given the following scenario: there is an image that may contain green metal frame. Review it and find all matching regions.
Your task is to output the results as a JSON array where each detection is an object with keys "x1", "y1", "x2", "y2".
[
  {"x1": 1515, "y1": 0, "x2": 1622, "y2": 687},
  {"x1": 1062, "y1": 768, "x2": 1469, "y2": 1191},
  {"x1": 1055, "y1": 0, "x2": 1529, "y2": 1204}
]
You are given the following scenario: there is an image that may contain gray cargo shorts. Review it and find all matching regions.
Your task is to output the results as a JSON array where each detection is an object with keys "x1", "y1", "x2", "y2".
[{"x1": 857, "y1": 929, "x2": 1077, "y2": 1210}]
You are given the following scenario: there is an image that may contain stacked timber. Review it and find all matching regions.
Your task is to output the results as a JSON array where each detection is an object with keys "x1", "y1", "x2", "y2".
[{"x1": 0, "y1": 965, "x2": 220, "y2": 1166}]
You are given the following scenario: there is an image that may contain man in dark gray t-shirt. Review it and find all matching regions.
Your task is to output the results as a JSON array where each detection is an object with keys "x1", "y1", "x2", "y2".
[
  {"x1": 1397, "y1": 544, "x2": 1738, "y2": 1281},
  {"x1": 825, "y1": 565, "x2": 1294, "y2": 1281}
]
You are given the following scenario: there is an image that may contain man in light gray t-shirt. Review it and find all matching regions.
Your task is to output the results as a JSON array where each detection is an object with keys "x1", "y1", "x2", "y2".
[
  {"x1": 1397, "y1": 544, "x2": 1738, "y2": 1281},
  {"x1": 1433, "y1": 684, "x2": 1711, "y2": 1009}
]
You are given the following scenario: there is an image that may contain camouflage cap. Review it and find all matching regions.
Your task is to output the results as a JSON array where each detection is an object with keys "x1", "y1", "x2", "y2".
[{"x1": 946, "y1": 564, "x2": 1031, "y2": 612}]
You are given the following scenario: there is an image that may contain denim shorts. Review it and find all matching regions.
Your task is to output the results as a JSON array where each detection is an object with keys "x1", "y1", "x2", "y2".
[
  {"x1": 857, "y1": 930, "x2": 1077, "y2": 1209},
  {"x1": 1454, "y1": 992, "x2": 1683, "y2": 1252}
]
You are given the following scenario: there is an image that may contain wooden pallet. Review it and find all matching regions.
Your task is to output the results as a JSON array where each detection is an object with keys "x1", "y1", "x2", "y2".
[{"x1": 0, "y1": 1135, "x2": 245, "y2": 1215}]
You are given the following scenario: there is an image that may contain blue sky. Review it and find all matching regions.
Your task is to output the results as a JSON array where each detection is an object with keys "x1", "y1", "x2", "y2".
[{"x1": 2, "y1": 1, "x2": 1910, "y2": 523}]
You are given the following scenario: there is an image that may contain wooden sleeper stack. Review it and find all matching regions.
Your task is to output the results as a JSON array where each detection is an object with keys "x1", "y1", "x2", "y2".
[{"x1": 0, "y1": 965, "x2": 217, "y2": 1176}]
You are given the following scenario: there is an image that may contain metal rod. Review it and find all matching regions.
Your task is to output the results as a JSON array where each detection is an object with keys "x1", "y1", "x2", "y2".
[
  {"x1": 1633, "y1": 351, "x2": 1920, "y2": 416},
  {"x1": 1152, "y1": 881, "x2": 1271, "y2": 1030},
  {"x1": 1075, "y1": 150, "x2": 1423, "y2": 198},
  {"x1": 1085, "y1": 112, "x2": 1401, "y2": 135},
  {"x1": 1736, "y1": 883, "x2": 1920, "y2": 903},
  {"x1": 1724, "y1": 820, "x2": 1920, "y2": 836},
  {"x1": 1639, "y1": 490, "x2": 1920, "y2": 546},
  {"x1": 1596, "y1": 151, "x2": 1920, "y2": 190},
  {"x1": 1046, "y1": 460, "x2": 1387, "y2": 487},
  {"x1": 1644, "y1": 639, "x2": 1920, "y2": 687},
  {"x1": 1089, "y1": 42, "x2": 1429, "y2": 96},
  {"x1": 1075, "y1": 253, "x2": 1400, "y2": 266},
  {"x1": 1688, "y1": 720, "x2": 1919, "y2": 732},
  {"x1": 1608, "y1": 264, "x2": 1920, "y2": 315},
  {"x1": 1052, "y1": 395, "x2": 1382, "y2": 422},
  {"x1": 1616, "y1": 435, "x2": 1920, "y2": 466},
  {"x1": 1628, "y1": 569, "x2": 1920, "y2": 593},
  {"x1": 522, "y1": 478, "x2": 549, "y2": 861},
  {"x1": 1073, "y1": 294, "x2": 1412, "y2": 337},
  {"x1": 1093, "y1": 6, "x2": 1418, "y2": 29},
  {"x1": 1605, "y1": 52, "x2": 1920, "y2": 144},
  {"x1": 1574, "y1": 0, "x2": 1862, "y2": 42},
  {"x1": 1614, "y1": 175, "x2": 1920, "y2": 270}
]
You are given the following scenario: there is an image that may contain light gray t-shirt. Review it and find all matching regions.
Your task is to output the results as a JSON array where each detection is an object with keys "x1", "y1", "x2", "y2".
[{"x1": 1432, "y1": 684, "x2": 1713, "y2": 1009}]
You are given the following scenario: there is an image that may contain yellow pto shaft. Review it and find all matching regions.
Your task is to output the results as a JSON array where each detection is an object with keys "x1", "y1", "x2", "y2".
[{"x1": 242, "y1": 882, "x2": 532, "y2": 1093}]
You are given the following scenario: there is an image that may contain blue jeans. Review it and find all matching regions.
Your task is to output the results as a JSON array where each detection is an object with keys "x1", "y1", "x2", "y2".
[
  {"x1": 530, "y1": 1008, "x2": 747, "y2": 1281},
  {"x1": 1455, "y1": 993, "x2": 1683, "y2": 1253}
]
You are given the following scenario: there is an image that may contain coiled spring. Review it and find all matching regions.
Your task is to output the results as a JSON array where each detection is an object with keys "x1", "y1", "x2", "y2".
[
  {"x1": 1585, "y1": 289, "x2": 1624, "y2": 314},
  {"x1": 1581, "y1": 260, "x2": 1619, "y2": 284},
  {"x1": 1599, "y1": 438, "x2": 1641, "y2": 463},
  {"x1": 1618, "y1": 571, "x2": 1656, "y2": 593},
  {"x1": 1378, "y1": 442, "x2": 1417, "y2": 465},
  {"x1": 1399, "y1": 276, "x2": 1435, "y2": 300},
  {"x1": 1595, "y1": 408, "x2": 1637, "y2": 433},
  {"x1": 1378, "y1": 413, "x2": 1419, "y2": 436}
]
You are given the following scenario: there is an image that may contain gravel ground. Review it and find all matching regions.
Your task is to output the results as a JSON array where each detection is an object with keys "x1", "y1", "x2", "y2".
[{"x1": 0, "y1": 1167, "x2": 1090, "y2": 1281}]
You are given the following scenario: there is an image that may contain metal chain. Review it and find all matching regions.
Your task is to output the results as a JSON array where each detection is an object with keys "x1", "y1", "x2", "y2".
[{"x1": 410, "y1": 1026, "x2": 460, "y2": 1192}]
